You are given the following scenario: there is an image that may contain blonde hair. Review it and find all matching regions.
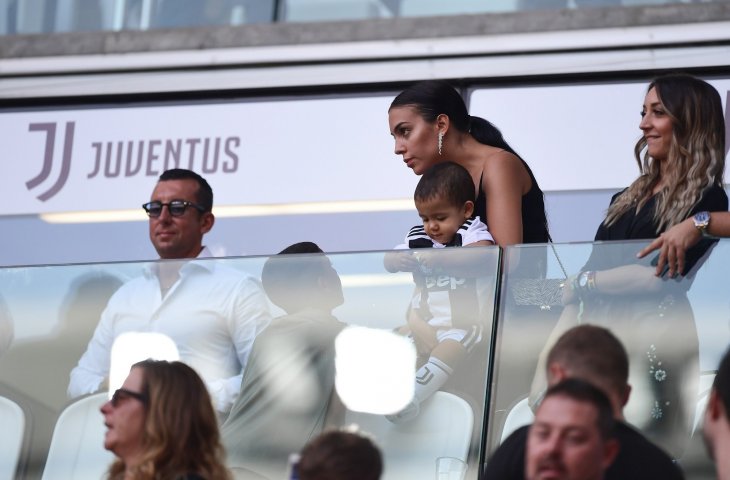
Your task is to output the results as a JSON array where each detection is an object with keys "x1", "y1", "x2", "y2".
[
  {"x1": 604, "y1": 74, "x2": 725, "y2": 232},
  {"x1": 107, "y1": 360, "x2": 232, "y2": 480}
]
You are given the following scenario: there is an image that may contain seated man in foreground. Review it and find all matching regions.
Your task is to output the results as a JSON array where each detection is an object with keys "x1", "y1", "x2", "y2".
[
  {"x1": 486, "y1": 324, "x2": 684, "y2": 479},
  {"x1": 526, "y1": 378, "x2": 619, "y2": 480},
  {"x1": 703, "y1": 347, "x2": 730, "y2": 480},
  {"x1": 222, "y1": 242, "x2": 347, "y2": 479}
]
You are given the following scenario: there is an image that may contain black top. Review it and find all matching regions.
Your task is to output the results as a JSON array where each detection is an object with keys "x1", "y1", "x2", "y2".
[
  {"x1": 475, "y1": 160, "x2": 550, "y2": 245},
  {"x1": 586, "y1": 184, "x2": 728, "y2": 274},
  {"x1": 475, "y1": 159, "x2": 550, "y2": 278},
  {"x1": 484, "y1": 422, "x2": 685, "y2": 480}
]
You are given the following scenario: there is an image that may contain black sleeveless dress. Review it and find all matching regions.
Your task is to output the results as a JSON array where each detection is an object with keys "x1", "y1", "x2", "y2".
[{"x1": 475, "y1": 159, "x2": 549, "y2": 277}]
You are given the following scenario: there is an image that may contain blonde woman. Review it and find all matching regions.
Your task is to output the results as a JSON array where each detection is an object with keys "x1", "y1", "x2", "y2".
[
  {"x1": 536, "y1": 74, "x2": 727, "y2": 459},
  {"x1": 101, "y1": 360, "x2": 232, "y2": 480}
]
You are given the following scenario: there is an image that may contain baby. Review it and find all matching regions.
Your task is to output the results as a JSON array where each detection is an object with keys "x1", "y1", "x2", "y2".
[{"x1": 384, "y1": 161, "x2": 494, "y2": 422}]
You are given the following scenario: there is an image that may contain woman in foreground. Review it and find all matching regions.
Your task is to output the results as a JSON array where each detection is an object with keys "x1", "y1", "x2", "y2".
[{"x1": 101, "y1": 359, "x2": 232, "y2": 480}]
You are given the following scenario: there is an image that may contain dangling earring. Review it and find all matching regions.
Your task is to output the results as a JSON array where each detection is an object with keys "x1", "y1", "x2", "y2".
[{"x1": 438, "y1": 132, "x2": 444, "y2": 156}]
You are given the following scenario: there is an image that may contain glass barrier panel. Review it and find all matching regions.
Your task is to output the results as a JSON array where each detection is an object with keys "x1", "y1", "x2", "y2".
[
  {"x1": 489, "y1": 239, "x2": 730, "y2": 479},
  {"x1": 0, "y1": 245, "x2": 499, "y2": 480}
]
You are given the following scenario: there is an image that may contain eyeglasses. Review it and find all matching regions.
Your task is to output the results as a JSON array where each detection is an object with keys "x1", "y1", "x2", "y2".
[
  {"x1": 111, "y1": 388, "x2": 148, "y2": 407},
  {"x1": 142, "y1": 200, "x2": 206, "y2": 218}
]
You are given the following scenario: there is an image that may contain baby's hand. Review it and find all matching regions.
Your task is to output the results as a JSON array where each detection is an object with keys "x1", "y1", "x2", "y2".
[{"x1": 384, "y1": 251, "x2": 419, "y2": 273}]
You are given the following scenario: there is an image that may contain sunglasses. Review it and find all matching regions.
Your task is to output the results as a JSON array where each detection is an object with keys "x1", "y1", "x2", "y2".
[
  {"x1": 142, "y1": 200, "x2": 206, "y2": 218},
  {"x1": 111, "y1": 388, "x2": 148, "y2": 407}
]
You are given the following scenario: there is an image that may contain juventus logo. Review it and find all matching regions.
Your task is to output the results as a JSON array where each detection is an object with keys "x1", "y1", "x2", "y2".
[{"x1": 26, "y1": 122, "x2": 75, "y2": 202}]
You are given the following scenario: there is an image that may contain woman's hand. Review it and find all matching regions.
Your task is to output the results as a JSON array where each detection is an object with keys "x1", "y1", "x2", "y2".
[
  {"x1": 562, "y1": 275, "x2": 579, "y2": 305},
  {"x1": 636, "y1": 218, "x2": 700, "y2": 277}
]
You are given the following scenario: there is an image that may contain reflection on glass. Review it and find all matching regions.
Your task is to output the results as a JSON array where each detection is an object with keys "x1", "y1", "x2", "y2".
[
  {"x1": 335, "y1": 326, "x2": 416, "y2": 414},
  {"x1": 221, "y1": 246, "x2": 497, "y2": 480},
  {"x1": 8, "y1": 240, "x2": 726, "y2": 478},
  {"x1": 489, "y1": 240, "x2": 730, "y2": 479}
]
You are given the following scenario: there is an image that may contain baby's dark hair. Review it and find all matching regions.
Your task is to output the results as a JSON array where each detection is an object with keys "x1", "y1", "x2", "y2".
[{"x1": 414, "y1": 162, "x2": 475, "y2": 208}]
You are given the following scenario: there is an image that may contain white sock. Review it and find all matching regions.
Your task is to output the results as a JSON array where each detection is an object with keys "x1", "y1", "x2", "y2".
[
  {"x1": 413, "y1": 357, "x2": 453, "y2": 404},
  {"x1": 386, "y1": 357, "x2": 453, "y2": 423}
]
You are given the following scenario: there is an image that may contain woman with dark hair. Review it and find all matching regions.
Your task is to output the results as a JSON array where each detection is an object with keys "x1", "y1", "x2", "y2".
[
  {"x1": 389, "y1": 80, "x2": 550, "y2": 252},
  {"x1": 535, "y1": 73, "x2": 727, "y2": 459},
  {"x1": 101, "y1": 360, "x2": 232, "y2": 480}
]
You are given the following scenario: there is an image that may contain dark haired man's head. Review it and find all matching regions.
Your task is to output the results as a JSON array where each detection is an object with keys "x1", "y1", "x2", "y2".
[
  {"x1": 526, "y1": 379, "x2": 619, "y2": 480},
  {"x1": 148, "y1": 169, "x2": 214, "y2": 259},
  {"x1": 546, "y1": 325, "x2": 630, "y2": 418},
  {"x1": 261, "y1": 242, "x2": 343, "y2": 313},
  {"x1": 414, "y1": 162, "x2": 475, "y2": 207},
  {"x1": 298, "y1": 430, "x2": 382, "y2": 480},
  {"x1": 703, "y1": 347, "x2": 730, "y2": 466},
  {"x1": 543, "y1": 379, "x2": 615, "y2": 440},
  {"x1": 278, "y1": 241, "x2": 323, "y2": 256},
  {"x1": 159, "y1": 168, "x2": 213, "y2": 212}
]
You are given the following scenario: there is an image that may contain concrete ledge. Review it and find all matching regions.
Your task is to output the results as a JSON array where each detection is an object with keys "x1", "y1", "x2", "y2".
[{"x1": 2, "y1": 3, "x2": 730, "y2": 59}]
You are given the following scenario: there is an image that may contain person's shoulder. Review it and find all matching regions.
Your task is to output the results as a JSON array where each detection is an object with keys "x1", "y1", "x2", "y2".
[
  {"x1": 484, "y1": 425, "x2": 528, "y2": 480},
  {"x1": 480, "y1": 149, "x2": 522, "y2": 173},
  {"x1": 700, "y1": 183, "x2": 729, "y2": 207},
  {"x1": 200, "y1": 261, "x2": 261, "y2": 286},
  {"x1": 610, "y1": 422, "x2": 684, "y2": 479},
  {"x1": 407, "y1": 224, "x2": 426, "y2": 238},
  {"x1": 609, "y1": 187, "x2": 629, "y2": 204},
  {"x1": 499, "y1": 424, "x2": 529, "y2": 445},
  {"x1": 479, "y1": 149, "x2": 529, "y2": 193}
]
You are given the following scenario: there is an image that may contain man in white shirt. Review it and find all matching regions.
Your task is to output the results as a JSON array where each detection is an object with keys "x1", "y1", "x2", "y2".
[{"x1": 68, "y1": 169, "x2": 271, "y2": 413}]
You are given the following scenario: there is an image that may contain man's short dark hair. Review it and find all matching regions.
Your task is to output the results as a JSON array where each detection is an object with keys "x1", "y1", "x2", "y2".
[
  {"x1": 298, "y1": 430, "x2": 382, "y2": 480},
  {"x1": 543, "y1": 378, "x2": 615, "y2": 440},
  {"x1": 547, "y1": 324, "x2": 629, "y2": 399},
  {"x1": 158, "y1": 169, "x2": 213, "y2": 212},
  {"x1": 261, "y1": 242, "x2": 330, "y2": 313},
  {"x1": 414, "y1": 162, "x2": 474, "y2": 208},
  {"x1": 714, "y1": 347, "x2": 730, "y2": 417}
]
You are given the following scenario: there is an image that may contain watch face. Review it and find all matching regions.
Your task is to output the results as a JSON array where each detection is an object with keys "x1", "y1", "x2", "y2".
[
  {"x1": 694, "y1": 211, "x2": 710, "y2": 227},
  {"x1": 578, "y1": 273, "x2": 588, "y2": 288}
]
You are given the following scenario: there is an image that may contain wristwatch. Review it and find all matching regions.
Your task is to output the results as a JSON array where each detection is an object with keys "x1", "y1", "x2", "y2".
[{"x1": 693, "y1": 211, "x2": 710, "y2": 237}]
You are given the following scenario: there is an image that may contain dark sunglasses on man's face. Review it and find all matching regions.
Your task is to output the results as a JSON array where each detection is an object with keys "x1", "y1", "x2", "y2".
[
  {"x1": 110, "y1": 388, "x2": 148, "y2": 407},
  {"x1": 142, "y1": 200, "x2": 205, "y2": 218}
]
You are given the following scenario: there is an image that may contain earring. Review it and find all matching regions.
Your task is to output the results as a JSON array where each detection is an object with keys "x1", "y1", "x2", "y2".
[{"x1": 438, "y1": 132, "x2": 444, "y2": 156}]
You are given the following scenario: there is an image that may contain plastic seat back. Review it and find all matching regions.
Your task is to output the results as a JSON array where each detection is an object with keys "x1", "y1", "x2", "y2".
[
  {"x1": 0, "y1": 396, "x2": 26, "y2": 480},
  {"x1": 42, "y1": 392, "x2": 114, "y2": 480},
  {"x1": 345, "y1": 391, "x2": 474, "y2": 480}
]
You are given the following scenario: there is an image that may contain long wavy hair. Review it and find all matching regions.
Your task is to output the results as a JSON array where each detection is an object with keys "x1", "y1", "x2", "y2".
[
  {"x1": 107, "y1": 360, "x2": 232, "y2": 480},
  {"x1": 604, "y1": 74, "x2": 726, "y2": 232}
]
